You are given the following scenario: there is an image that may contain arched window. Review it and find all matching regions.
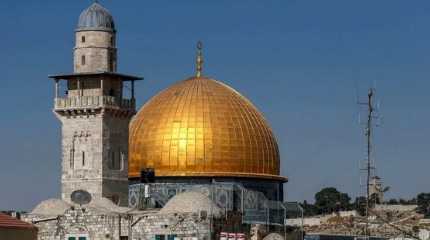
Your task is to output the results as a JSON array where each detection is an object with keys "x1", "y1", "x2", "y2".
[
  {"x1": 81, "y1": 36, "x2": 85, "y2": 43},
  {"x1": 81, "y1": 55, "x2": 86, "y2": 65}
]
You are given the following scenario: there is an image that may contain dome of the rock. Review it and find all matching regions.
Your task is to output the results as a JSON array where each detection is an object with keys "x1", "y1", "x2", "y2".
[{"x1": 129, "y1": 76, "x2": 284, "y2": 181}]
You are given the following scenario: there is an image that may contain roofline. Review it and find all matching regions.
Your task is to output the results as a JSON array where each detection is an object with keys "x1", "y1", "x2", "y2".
[
  {"x1": 49, "y1": 72, "x2": 143, "y2": 81},
  {"x1": 75, "y1": 27, "x2": 116, "y2": 33}
]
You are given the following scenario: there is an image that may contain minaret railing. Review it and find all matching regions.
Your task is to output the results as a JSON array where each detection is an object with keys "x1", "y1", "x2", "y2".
[{"x1": 54, "y1": 95, "x2": 135, "y2": 110}]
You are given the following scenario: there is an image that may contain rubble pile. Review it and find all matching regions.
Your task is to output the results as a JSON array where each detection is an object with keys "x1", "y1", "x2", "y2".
[{"x1": 304, "y1": 208, "x2": 430, "y2": 238}]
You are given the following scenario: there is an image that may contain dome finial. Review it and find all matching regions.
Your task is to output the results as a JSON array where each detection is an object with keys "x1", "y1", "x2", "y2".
[{"x1": 196, "y1": 41, "x2": 203, "y2": 78}]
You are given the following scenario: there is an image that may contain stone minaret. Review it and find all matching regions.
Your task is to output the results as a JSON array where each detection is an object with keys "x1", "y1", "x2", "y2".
[{"x1": 50, "y1": 2, "x2": 142, "y2": 206}]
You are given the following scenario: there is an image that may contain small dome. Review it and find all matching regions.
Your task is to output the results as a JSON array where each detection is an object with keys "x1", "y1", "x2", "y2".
[
  {"x1": 159, "y1": 191, "x2": 222, "y2": 217},
  {"x1": 31, "y1": 199, "x2": 71, "y2": 216},
  {"x1": 263, "y1": 233, "x2": 285, "y2": 240},
  {"x1": 86, "y1": 197, "x2": 130, "y2": 214},
  {"x1": 77, "y1": 2, "x2": 115, "y2": 31}
]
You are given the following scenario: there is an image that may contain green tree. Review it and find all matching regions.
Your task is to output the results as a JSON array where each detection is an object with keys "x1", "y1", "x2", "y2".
[
  {"x1": 417, "y1": 193, "x2": 430, "y2": 218},
  {"x1": 301, "y1": 200, "x2": 318, "y2": 216},
  {"x1": 314, "y1": 187, "x2": 351, "y2": 214},
  {"x1": 354, "y1": 196, "x2": 367, "y2": 216},
  {"x1": 408, "y1": 198, "x2": 417, "y2": 205},
  {"x1": 387, "y1": 198, "x2": 399, "y2": 205}
]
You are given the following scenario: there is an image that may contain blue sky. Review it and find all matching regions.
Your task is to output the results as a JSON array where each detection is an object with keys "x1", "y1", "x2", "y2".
[{"x1": 1, "y1": 0, "x2": 430, "y2": 211}]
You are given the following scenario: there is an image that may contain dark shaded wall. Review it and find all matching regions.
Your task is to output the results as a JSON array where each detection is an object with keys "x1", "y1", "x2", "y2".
[{"x1": 0, "y1": 227, "x2": 38, "y2": 240}]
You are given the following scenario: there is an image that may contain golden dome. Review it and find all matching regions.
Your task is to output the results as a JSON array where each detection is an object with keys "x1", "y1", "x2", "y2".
[{"x1": 129, "y1": 76, "x2": 284, "y2": 181}]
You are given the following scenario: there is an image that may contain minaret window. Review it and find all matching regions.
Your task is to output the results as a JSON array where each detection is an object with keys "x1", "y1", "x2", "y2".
[
  {"x1": 81, "y1": 55, "x2": 86, "y2": 65},
  {"x1": 70, "y1": 149, "x2": 74, "y2": 169},
  {"x1": 109, "y1": 52, "x2": 115, "y2": 71},
  {"x1": 70, "y1": 136, "x2": 75, "y2": 169},
  {"x1": 81, "y1": 36, "x2": 85, "y2": 43},
  {"x1": 109, "y1": 150, "x2": 122, "y2": 170},
  {"x1": 82, "y1": 151, "x2": 85, "y2": 167}
]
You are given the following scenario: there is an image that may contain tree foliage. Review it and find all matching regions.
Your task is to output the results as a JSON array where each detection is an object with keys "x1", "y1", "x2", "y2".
[
  {"x1": 354, "y1": 196, "x2": 367, "y2": 216},
  {"x1": 299, "y1": 187, "x2": 425, "y2": 217},
  {"x1": 314, "y1": 187, "x2": 351, "y2": 214},
  {"x1": 301, "y1": 200, "x2": 319, "y2": 217},
  {"x1": 417, "y1": 192, "x2": 430, "y2": 218}
]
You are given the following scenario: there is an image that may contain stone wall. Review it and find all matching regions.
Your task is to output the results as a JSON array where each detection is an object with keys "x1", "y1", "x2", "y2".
[
  {"x1": 24, "y1": 207, "x2": 211, "y2": 240},
  {"x1": 24, "y1": 208, "x2": 127, "y2": 240},
  {"x1": 102, "y1": 114, "x2": 130, "y2": 205},
  {"x1": 58, "y1": 111, "x2": 130, "y2": 206},
  {"x1": 131, "y1": 212, "x2": 211, "y2": 240},
  {"x1": 374, "y1": 204, "x2": 417, "y2": 212},
  {"x1": 286, "y1": 217, "x2": 321, "y2": 227},
  {"x1": 285, "y1": 211, "x2": 357, "y2": 227}
]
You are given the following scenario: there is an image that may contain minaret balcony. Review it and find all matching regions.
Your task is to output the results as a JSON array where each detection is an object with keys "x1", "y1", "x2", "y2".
[{"x1": 54, "y1": 95, "x2": 135, "y2": 111}]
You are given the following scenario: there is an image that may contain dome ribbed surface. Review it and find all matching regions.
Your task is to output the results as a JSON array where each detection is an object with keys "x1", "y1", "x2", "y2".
[
  {"x1": 129, "y1": 76, "x2": 282, "y2": 180},
  {"x1": 77, "y1": 2, "x2": 115, "y2": 31}
]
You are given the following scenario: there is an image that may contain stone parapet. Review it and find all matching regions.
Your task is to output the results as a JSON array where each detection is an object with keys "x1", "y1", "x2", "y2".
[
  {"x1": 374, "y1": 204, "x2": 417, "y2": 212},
  {"x1": 54, "y1": 96, "x2": 135, "y2": 111}
]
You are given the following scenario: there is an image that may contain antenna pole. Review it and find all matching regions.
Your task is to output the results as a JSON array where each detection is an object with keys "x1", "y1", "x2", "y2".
[{"x1": 365, "y1": 88, "x2": 374, "y2": 238}]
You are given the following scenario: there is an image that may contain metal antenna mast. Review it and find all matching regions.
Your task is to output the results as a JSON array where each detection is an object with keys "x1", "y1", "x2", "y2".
[
  {"x1": 365, "y1": 88, "x2": 374, "y2": 237},
  {"x1": 358, "y1": 88, "x2": 377, "y2": 238}
]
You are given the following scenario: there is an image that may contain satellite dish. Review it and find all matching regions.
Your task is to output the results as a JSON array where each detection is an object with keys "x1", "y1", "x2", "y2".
[{"x1": 71, "y1": 190, "x2": 92, "y2": 205}]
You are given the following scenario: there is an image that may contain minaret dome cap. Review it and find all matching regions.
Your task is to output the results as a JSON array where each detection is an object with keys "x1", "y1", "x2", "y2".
[{"x1": 77, "y1": 2, "x2": 115, "y2": 32}]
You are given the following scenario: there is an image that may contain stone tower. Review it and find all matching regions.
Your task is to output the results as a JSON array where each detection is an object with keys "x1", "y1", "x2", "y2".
[
  {"x1": 74, "y1": 2, "x2": 117, "y2": 73},
  {"x1": 50, "y1": 2, "x2": 142, "y2": 206},
  {"x1": 369, "y1": 176, "x2": 384, "y2": 203}
]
